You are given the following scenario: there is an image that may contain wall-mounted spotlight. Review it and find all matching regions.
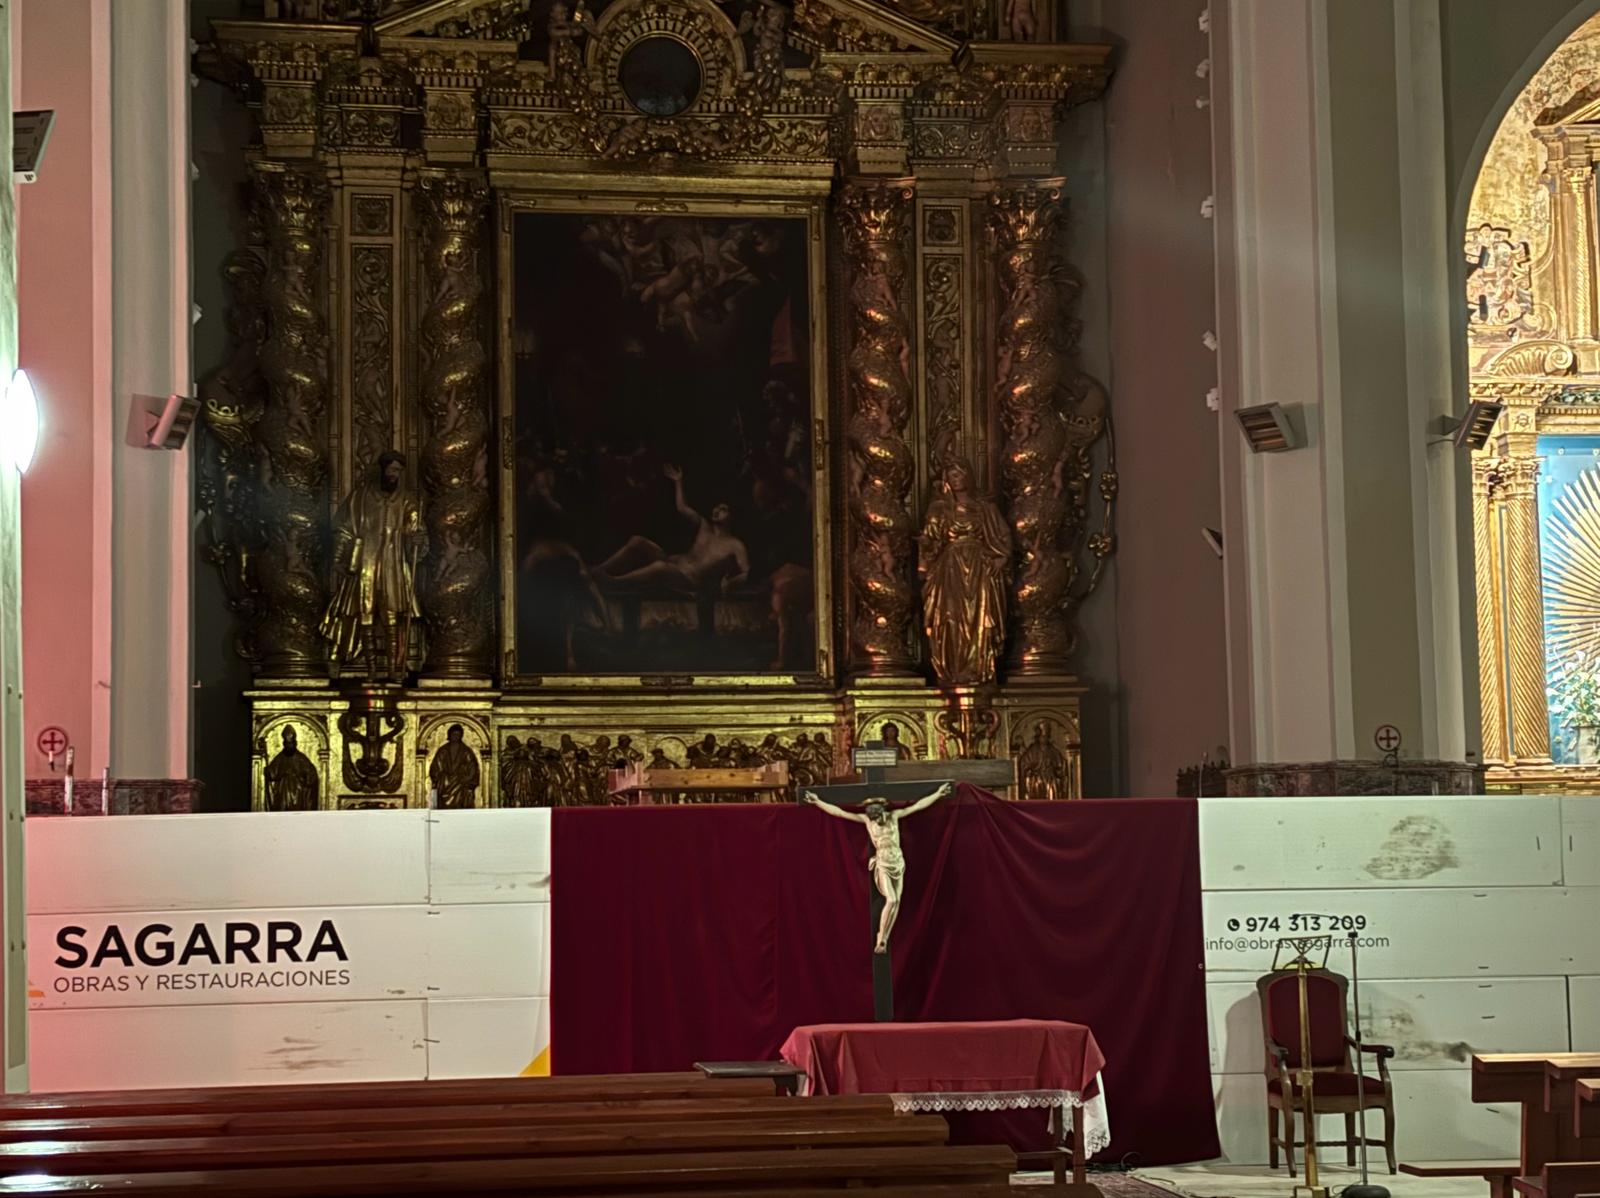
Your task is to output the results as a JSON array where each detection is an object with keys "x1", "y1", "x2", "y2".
[
  {"x1": 1448, "y1": 399, "x2": 1503, "y2": 451},
  {"x1": 128, "y1": 393, "x2": 202, "y2": 450},
  {"x1": 1234, "y1": 403, "x2": 1300, "y2": 453},
  {"x1": 3, "y1": 370, "x2": 39, "y2": 474},
  {"x1": 13, "y1": 110, "x2": 54, "y2": 184}
]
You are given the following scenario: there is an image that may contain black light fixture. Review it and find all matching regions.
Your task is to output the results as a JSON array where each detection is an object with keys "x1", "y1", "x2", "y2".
[
  {"x1": 1234, "y1": 403, "x2": 1300, "y2": 453},
  {"x1": 13, "y1": 110, "x2": 54, "y2": 184},
  {"x1": 1449, "y1": 399, "x2": 1503, "y2": 451}
]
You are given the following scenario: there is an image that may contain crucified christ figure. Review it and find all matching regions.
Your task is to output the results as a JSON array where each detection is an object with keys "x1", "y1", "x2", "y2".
[{"x1": 802, "y1": 782, "x2": 954, "y2": 954}]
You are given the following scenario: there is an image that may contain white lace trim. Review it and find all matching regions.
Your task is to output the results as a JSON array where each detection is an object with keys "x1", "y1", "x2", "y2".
[{"x1": 885, "y1": 1078, "x2": 1111, "y2": 1156}]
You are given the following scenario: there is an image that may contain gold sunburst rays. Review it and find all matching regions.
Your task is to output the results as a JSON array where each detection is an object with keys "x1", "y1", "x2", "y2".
[{"x1": 1544, "y1": 465, "x2": 1600, "y2": 668}]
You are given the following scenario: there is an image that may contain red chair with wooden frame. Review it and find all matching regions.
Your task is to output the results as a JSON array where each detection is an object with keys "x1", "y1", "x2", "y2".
[{"x1": 1257, "y1": 968, "x2": 1396, "y2": 1175}]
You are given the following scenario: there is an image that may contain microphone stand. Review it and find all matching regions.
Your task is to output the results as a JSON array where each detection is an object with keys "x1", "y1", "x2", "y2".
[{"x1": 1345, "y1": 931, "x2": 1389, "y2": 1198}]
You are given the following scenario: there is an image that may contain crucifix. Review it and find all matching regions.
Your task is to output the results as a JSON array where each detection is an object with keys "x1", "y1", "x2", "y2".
[{"x1": 802, "y1": 782, "x2": 953, "y2": 1020}]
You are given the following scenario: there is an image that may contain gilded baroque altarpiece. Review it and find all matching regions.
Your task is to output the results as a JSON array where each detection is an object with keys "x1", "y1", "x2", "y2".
[
  {"x1": 197, "y1": 0, "x2": 1115, "y2": 810},
  {"x1": 1468, "y1": 10, "x2": 1600, "y2": 791}
]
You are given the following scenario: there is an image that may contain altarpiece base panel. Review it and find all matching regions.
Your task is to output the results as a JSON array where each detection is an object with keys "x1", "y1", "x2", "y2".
[
  {"x1": 248, "y1": 680, "x2": 1084, "y2": 809},
  {"x1": 198, "y1": 0, "x2": 1115, "y2": 813}
]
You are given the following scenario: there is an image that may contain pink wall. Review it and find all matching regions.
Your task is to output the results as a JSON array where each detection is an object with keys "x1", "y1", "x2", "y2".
[
  {"x1": 1096, "y1": 0, "x2": 1232, "y2": 792},
  {"x1": 16, "y1": 0, "x2": 111, "y2": 780}
]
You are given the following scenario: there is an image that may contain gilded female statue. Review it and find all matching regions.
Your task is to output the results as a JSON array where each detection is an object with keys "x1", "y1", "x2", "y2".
[{"x1": 918, "y1": 459, "x2": 1012, "y2": 687}]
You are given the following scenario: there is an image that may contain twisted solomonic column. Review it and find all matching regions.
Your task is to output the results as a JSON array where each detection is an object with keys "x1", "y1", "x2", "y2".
[
  {"x1": 417, "y1": 174, "x2": 494, "y2": 679},
  {"x1": 838, "y1": 179, "x2": 918, "y2": 677},
  {"x1": 255, "y1": 164, "x2": 332, "y2": 678},
  {"x1": 990, "y1": 179, "x2": 1074, "y2": 675}
]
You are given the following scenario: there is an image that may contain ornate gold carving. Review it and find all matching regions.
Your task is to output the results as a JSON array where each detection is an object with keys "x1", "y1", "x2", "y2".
[
  {"x1": 1480, "y1": 339, "x2": 1577, "y2": 379},
  {"x1": 919, "y1": 459, "x2": 1011, "y2": 687},
  {"x1": 541, "y1": 0, "x2": 793, "y2": 162},
  {"x1": 884, "y1": 0, "x2": 987, "y2": 40},
  {"x1": 322, "y1": 453, "x2": 428, "y2": 680},
  {"x1": 924, "y1": 206, "x2": 960, "y2": 246},
  {"x1": 790, "y1": 0, "x2": 904, "y2": 54},
  {"x1": 1501, "y1": 456, "x2": 1553, "y2": 763},
  {"x1": 198, "y1": 246, "x2": 270, "y2": 663},
  {"x1": 493, "y1": 727, "x2": 836, "y2": 806},
  {"x1": 990, "y1": 179, "x2": 1115, "y2": 673},
  {"x1": 933, "y1": 689, "x2": 999, "y2": 757},
  {"x1": 923, "y1": 253, "x2": 963, "y2": 477},
  {"x1": 417, "y1": 174, "x2": 494, "y2": 678},
  {"x1": 1012, "y1": 718, "x2": 1069, "y2": 801},
  {"x1": 352, "y1": 195, "x2": 394, "y2": 237},
  {"x1": 263, "y1": 724, "x2": 321, "y2": 810},
  {"x1": 338, "y1": 689, "x2": 407, "y2": 793},
  {"x1": 1466, "y1": 223, "x2": 1533, "y2": 331},
  {"x1": 350, "y1": 245, "x2": 394, "y2": 475},
  {"x1": 256, "y1": 165, "x2": 333, "y2": 677},
  {"x1": 838, "y1": 179, "x2": 918, "y2": 676},
  {"x1": 427, "y1": 722, "x2": 482, "y2": 808}
]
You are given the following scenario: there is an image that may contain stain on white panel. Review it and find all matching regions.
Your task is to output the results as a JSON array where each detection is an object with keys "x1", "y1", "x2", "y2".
[
  {"x1": 1207, "y1": 978, "x2": 1570, "y2": 1075},
  {"x1": 425, "y1": 902, "x2": 548, "y2": 1000},
  {"x1": 1211, "y1": 1069, "x2": 1519, "y2": 1166},
  {"x1": 27, "y1": 812, "x2": 430, "y2": 914},
  {"x1": 1199, "y1": 798, "x2": 1561, "y2": 891},
  {"x1": 29, "y1": 1000, "x2": 427, "y2": 1091},
  {"x1": 1204, "y1": 888, "x2": 1600, "y2": 980},
  {"x1": 428, "y1": 809, "x2": 551, "y2": 904},
  {"x1": 427, "y1": 997, "x2": 550, "y2": 1080}
]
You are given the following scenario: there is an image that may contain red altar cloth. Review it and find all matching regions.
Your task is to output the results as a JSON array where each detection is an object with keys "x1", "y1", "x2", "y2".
[
  {"x1": 781, "y1": 1019, "x2": 1104, "y2": 1099},
  {"x1": 550, "y1": 790, "x2": 1219, "y2": 1163}
]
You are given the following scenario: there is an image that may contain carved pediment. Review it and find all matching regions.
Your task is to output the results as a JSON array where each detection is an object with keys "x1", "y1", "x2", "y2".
[
  {"x1": 790, "y1": 0, "x2": 958, "y2": 57},
  {"x1": 375, "y1": 0, "x2": 534, "y2": 39},
  {"x1": 273, "y1": 0, "x2": 968, "y2": 57},
  {"x1": 1537, "y1": 82, "x2": 1600, "y2": 128}
]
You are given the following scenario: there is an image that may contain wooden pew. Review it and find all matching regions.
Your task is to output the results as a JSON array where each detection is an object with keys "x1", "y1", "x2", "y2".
[
  {"x1": 1575, "y1": 1078, "x2": 1600, "y2": 1139},
  {"x1": 1400, "y1": 1160, "x2": 1520, "y2": 1198},
  {"x1": 0, "y1": 1112, "x2": 950, "y2": 1174},
  {"x1": 1511, "y1": 1161, "x2": 1600, "y2": 1198},
  {"x1": 1473, "y1": 1054, "x2": 1600, "y2": 1177},
  {"x1": 0, "y1": 1071, "x2": 768, "y2": 1119},
  {"x1": 0, "y1": 1093, "x2": 898, "y2": 1143},
  {"x1": 0, "y1": 1142, "x2": 1020, "y2": 1195}
]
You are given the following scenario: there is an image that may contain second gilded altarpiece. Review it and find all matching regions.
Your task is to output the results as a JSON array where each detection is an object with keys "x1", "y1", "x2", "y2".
[{"x1": 197, "y1": 0, "x2": 1115, "y2": 810}]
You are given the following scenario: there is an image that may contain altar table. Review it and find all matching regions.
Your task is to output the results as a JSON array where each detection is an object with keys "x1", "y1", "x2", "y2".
[{"x1": 780, "y1": 1018, "x2": 1109, "y2": 1183}]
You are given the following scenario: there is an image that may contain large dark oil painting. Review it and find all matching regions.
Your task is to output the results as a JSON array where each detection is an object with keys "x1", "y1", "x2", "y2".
[{"x1": 510, "y1": 211, "x2": 817, "y2": 675}]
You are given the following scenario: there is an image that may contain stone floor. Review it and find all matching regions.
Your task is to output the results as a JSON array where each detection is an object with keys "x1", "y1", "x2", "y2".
[{"x1": 1128, "y1": 1163, "x2": 1486, "y2": 1198}]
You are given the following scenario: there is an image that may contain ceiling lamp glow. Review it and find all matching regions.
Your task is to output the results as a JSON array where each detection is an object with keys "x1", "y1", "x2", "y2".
[{"x1": 3, "y1": 369, "x2": 38, "y2": 474}]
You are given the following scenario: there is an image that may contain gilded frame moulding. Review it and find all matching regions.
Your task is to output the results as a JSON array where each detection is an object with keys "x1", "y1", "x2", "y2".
[{"x1": 492, "y1": 188, "x2": 837, "y2": 690}]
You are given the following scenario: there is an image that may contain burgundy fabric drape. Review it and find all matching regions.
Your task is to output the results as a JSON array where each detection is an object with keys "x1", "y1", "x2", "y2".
[{"x1": 550, "y1": 790, "x2": 1219, "y2": 1164}]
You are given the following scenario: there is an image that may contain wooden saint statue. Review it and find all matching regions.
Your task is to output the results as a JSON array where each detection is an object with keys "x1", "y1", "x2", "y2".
[
  {"x1": 264, "y1": 727, "x2": 319, "y2": 811},
  {"x1": 500, "y1": 736, "x2": 536, "y2": 807},
  {"x1": 1017, "y1": 722, "x2": 1069, "y2": 802},
  {"x1": 918, "y1": 459, "x2": 1012, "y2": 687},
  {"x1": 428, "y1": 723, "x2": 480, "y2": 809},
  {"x1": 321, "y1": 450, "x2": 427, "y2": 681},
  {"x1": 803, "y1": 782, "x2": 953, "y2": 953}
]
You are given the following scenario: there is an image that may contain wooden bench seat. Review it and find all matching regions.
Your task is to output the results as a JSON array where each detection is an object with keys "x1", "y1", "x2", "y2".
[
  {"x1": 1573, "y1": 1078, "x2": 1600, "y2": 1139},
  {"x1": 0, "y1": 1072, "x2": 768, "y2": 1119},
  {"x1": 0, "y1": 1113, "x2": 949, "y2": 1174},
  {"x1": 1511, "y1": 1161, "x2": 1600, "y2": 1198},
  {"x1": 0, "y1": 1142, "x2": 1019, "y2": 1195},
  {"x1": 1401, "y1": 1160, "x2": 1521, "y2": 1198},
  {"x1": 0, "y1": 1092, "x2": 895, "y2": 1144}
]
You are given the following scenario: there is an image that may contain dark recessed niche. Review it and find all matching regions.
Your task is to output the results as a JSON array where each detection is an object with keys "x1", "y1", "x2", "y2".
[{"x1": 619, "y1": 36, "x2": 701, "y2": 117}]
